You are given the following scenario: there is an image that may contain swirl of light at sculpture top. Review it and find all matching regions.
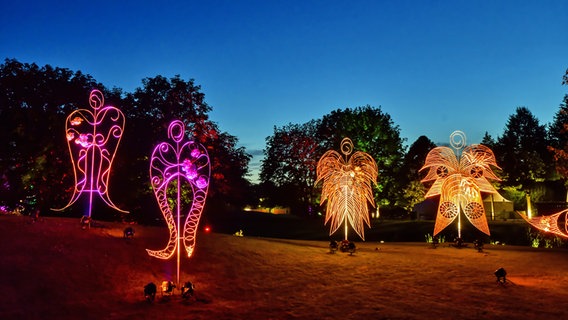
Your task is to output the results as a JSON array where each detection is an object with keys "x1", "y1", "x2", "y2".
[
  {"x1": 450, "y1": 130, "x2": 467, "y2": 150},
  {"x1": 420, "y1": 131, "x2": 503, "y2": 236},
  {"x1": 52, "y1": 89, "x2": 128, "y2": 216},
  {"x1": 316, "y1": 137, "x2": 378, "y2": 241},
  {"x1": 147, "y1": 120, "x2": 211, "y2": 262}
]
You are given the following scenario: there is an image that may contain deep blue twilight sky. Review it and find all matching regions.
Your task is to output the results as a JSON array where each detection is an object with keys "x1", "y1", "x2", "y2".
[{"x1": 2, "y1": 0, "x2": 567, "y2": 182}]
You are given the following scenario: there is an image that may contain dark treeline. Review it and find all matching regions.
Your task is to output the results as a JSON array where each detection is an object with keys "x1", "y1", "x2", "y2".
[
  {"x1": 1, "y1": 58, "x2": 567, "y2": 221},
  {"x1": 259, "y1": 70, "x2": 568, "y2": 217},
  {"x1": 0, "y1": 58, "x2": 251, "y2": 223}
]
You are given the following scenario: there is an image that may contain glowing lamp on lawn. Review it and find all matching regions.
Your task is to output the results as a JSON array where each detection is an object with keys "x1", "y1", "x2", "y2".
[
  {"x1": 52, "y1": 89, "x2": 128, "y2": 216},
  {"x1": 316, "y1": 137, "x2": 378, "y2": 241},
  {"x1": 147, "y1": 120, "x2": 210, "y2": 285},
  {"x1": 420, "y1": 131, "x2": 502, "y2": 237}
]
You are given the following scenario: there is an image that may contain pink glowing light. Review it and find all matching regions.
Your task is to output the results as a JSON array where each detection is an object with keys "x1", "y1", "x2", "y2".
[
  {"x1": 52, "y1": 89, "x2": 128, "y2": 216},
  {"x1": 147, "y1": 120, "x2": 211, "y2": 284},
  {"x1": 316, "y1": 137, "x2": 378, "y2": 241},
  {"x1": 420, "y1": 131, "x2": 502, "y2": 237}
]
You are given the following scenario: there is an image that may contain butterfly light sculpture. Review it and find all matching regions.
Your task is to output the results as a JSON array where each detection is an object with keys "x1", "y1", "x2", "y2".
[
  {"x1": 316, "y1": 137, "x2": 378, "y2": 241},
  {"x1": 52, "y1": 89, "x2": 128, "y2": 216},
  {"x1": 420, "y1": 131, "x2": 502, "y2": 237},
  {"x1": 518, "y1": 209, "x2": 568, "y2": 238},
  {"x1": 147, "y1": 120, "x2": 210, "y2": 284}
]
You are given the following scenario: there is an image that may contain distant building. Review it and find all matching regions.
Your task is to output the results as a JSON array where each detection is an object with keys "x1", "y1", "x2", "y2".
[{"x1": 482, "y1": 193, "x2": 514, "y2": 220}]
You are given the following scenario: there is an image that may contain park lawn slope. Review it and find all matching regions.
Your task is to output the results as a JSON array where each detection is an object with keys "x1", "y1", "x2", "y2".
[{"x1": 1, "y1": 215, "x2": 567, "y2": 319}]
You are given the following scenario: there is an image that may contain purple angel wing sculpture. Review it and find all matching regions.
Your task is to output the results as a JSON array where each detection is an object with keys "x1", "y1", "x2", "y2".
[
  {"x1": 147, "y1": 120, "x2": 210, "y2": 261},
  {"x1": 52, "y1": 89, "x2": 128, "y2": 216}
]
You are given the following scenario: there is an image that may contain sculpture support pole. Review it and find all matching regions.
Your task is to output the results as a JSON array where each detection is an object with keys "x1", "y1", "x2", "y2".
[
  {"x1": 458, "y1": 204, "x2": 461, "y2": 238},
  {"x1": 177, "y1": 168, "x2": 181, "y2": 286},
  {"x1": 88, "y1": 142, "x2": 95, "y2": 218}
]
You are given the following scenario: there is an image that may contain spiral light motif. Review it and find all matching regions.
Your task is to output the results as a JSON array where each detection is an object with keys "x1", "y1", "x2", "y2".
[{"x1": 449, "y1": 130, "x2": 466, "y2": 150}]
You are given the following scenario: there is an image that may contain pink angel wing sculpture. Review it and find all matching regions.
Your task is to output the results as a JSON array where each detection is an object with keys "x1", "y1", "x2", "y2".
[
  {"x1": 316, "y1": 137, "x2": 378, "y2": 240},
  {"x1": 52, "y1": 89, "x2": 128, "y2": 215},
  {"x1": 420, "y1": 131, "x2": 501, "y2": 236},
  {"x1": 518, "y1": 209, "x2": 568, "y2": 238},
  {"x1": 147, "y1": 120, "x2": 210, "y2": 260}
]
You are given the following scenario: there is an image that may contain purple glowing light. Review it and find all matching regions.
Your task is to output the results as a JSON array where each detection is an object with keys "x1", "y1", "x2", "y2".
[
  {"x1": 147, "y1": 119, "x2": 211, "y2": 284},
  {"x1": 52, "y1": 89, "x2": 128, "y2": 216},
  {"x1": 196, "y1": 177, "x2": 208, "y2": 189}
]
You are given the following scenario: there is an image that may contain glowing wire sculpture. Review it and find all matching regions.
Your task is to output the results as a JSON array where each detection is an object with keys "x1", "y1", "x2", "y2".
[
  {"x1": 147, "y1": 120, "x2": 210, "y2": 285},
  {"x1": 420, "y1": 131, "x2": 502, "y2": 237},
  {"x1": 316, "y1": 137, "x2": 378, "y2": 241},
  {"x1": 52, "y1": 89, "x2": 128, "y2": 216},
  {"x1": 517, "y1": 209, "x2": 568, "y2": 238}
]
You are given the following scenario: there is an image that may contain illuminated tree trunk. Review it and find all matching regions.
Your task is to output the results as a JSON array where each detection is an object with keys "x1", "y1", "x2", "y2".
[
  {"x1": 526, "y1": 193, "x2": 532, "y2": 219},
  {"x1": 490, "y1": 194, "x2": 495, "y2": 221}
]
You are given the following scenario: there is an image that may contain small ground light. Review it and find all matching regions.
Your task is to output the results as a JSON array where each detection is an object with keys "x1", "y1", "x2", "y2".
[
  {"x1": 204, "y1": 226, "x2": 211, "y2": 232},
  {"x1": 161, "y1": 280, "x2": 176, "y2": 296},
  {"x1": 144, "y1": 282, "x2": 157, "y2": 302},
  {"x1": 495, "y1": 267, "x2": 507, "y2": 284},
  {"x1": 181, "y1": 281, "x2": 195, "y2": 300},
  {"x1": 123, "y1": 227, "x2": 134, "y2": 239}
]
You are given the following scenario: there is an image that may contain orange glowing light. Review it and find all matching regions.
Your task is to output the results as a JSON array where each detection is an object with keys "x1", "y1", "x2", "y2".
[
  {"x1": 517, "y1": 209, "x2": 568, "y2": 238},
  {"x1": 316, "y1": 137, "x2": 378, "y2": 240},
  {"x1": 420, "y1": 131, "x2": 502, "y2": 236},
  {"x1": 70, "y1": 117, "x2": 83, "y2": 126}
]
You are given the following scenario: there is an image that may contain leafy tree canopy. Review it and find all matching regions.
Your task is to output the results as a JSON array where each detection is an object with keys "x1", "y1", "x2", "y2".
[
  {"x1": 0, "y1": 59, "x2": 251, "y2": 220},
  {"x1": 495, "y1": 106, "x2": 551, "y2": 195},
  {"x1": 261, "y1": 105, "x2": 406, "y2": 214}
]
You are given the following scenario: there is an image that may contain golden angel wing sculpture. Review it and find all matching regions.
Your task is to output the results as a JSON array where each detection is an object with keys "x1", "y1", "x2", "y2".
[
  {"x1": 147, "y1": 120, "x2": 211, "y2": 260},
  {"x1": 316, "y1": 138, "x2": 378, "y2": 240},
  {"x1": 420, "y1": 131, "x2": 501, "y2": 236},
  {"x1": 518, "y1": 209, "x2": 568, "y2": 238}
]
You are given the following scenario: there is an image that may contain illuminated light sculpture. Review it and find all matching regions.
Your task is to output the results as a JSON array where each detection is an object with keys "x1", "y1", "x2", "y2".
[
  {"x1": 147, "y1": 120, "x2": 210, "y2": 285},
  {"x1": 316, "y1": 137, "x2": 378, "y2": 241},
  {"x1": 517, "y1": 209, "x2": 568, "y2": 238},
  {"x1": 420, "y1": 131, "x2": 502, "y2": 237},
  {"x1": 52, "y1": 89, "x2": 128, "y2": 216}
]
